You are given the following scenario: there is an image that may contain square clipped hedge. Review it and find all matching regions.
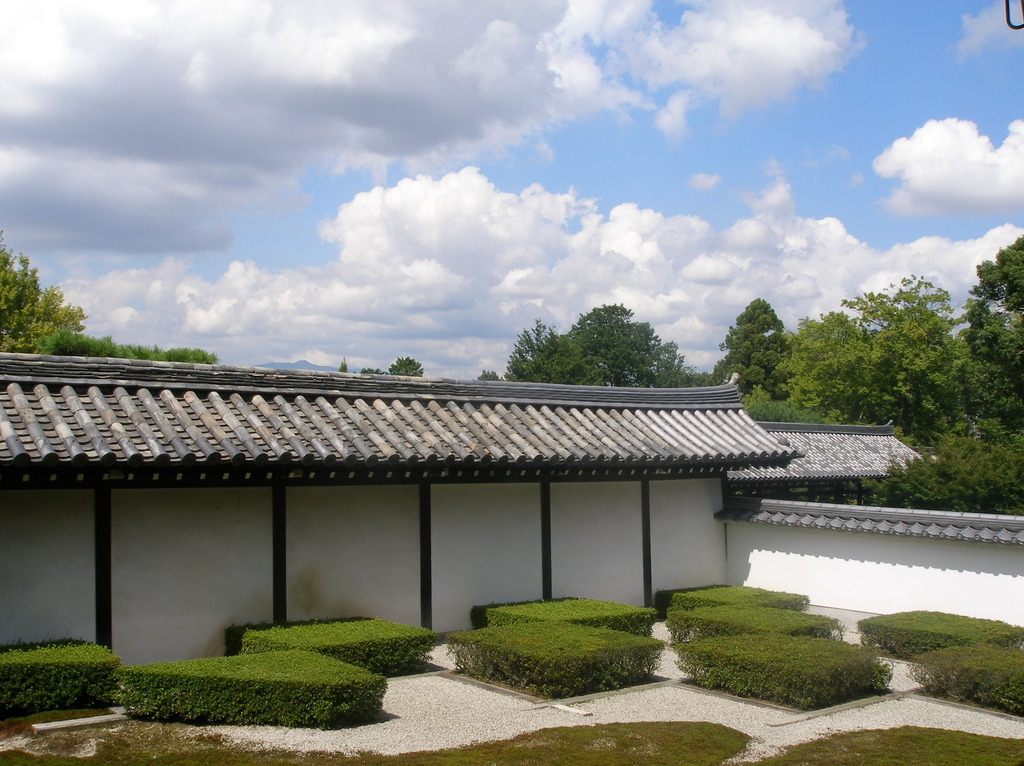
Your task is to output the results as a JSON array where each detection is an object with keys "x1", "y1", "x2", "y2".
[
  {"x1": 665, "y1": 604, "x2": 844, "y2": 644},
  {"x1": 118, "y1": 650, "x2": 386, "y2": 728},
  {"x1": 655, "y1": 585, "x2": 809, "y2": 618},
  {"x1": 470, "y1": 598, "x2": 657, "y2": 637},
  {"x1": 675, "y1": 634, "x2": 891, "y2": 710},
  {"x1": 858, "y1": 611, "x2": 1024, "y2": 660},
  {"x1": 912, "y1": 644, "x2": 1024, "y2": 716},
  {"x1": 0, "y1": 641, "x2": 121, "y2": 716},
  {"x1": 447, "y1": 621, "x2": 663, "y2": 699},
  {"x1": 231, "y1": 617, "x2": 436, "y2": 676}
]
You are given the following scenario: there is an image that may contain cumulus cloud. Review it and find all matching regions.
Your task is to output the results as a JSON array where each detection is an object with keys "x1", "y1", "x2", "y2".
[
  {"x1": 958, "y1": 0, "x2": 1024, "y2": 57},
  {"x1": 688, "y1": 172, "x2": 722, "y2": 190},
  {"x1": 0, "y1": 0, "x2": 862, "y2": 255},
  {"x1": 873, "y1": 119, "x2": 1024, "y2": 216},
  {"x1": 61, "y1": 167, "x2": 1023, "y2": 376},
  {"x1": 632, "y1": 0, "x2": 859, "y2": 123}
]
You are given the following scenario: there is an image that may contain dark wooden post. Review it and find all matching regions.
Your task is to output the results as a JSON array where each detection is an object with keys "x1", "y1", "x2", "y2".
[
  {"x1": 94, "y1": 486, "x2": 112, "y2": 649},
  {"x1": 419, "y1": 482, "x2": 432, "y2": 630},
  {"x1": 272, "y1": 484, "x2": 287, "y2": 622}
]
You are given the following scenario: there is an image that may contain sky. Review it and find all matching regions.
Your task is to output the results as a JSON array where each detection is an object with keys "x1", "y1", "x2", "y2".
[{"x1": 2, "y1": 0, "x2": 1023, "y2": 378}]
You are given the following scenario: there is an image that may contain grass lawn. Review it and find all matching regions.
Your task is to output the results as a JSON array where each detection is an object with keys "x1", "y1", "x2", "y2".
[
  {"x1": 2, "y1": 716, "x2": 1024, "y2": 766},
  {"x1": 756, "y1": 726, "x2": 1024, "y2": 766}
]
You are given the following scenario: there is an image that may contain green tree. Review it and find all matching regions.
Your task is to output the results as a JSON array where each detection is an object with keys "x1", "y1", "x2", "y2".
[
  {"x1": 359, "y1": 367, "x2": 385, "y2": 375},
  {"x1": 0, "y1": 236, "x2": 86, "y2": 353},
  {"x1": 870, "y1": 434, "x2": 1024, "y2": 515},
  {"x1": 741, "y1": 396, "x2": 830, "y2": 424},
  {"x1": 712, "y1": 298, "x2": 789, "y2": 397},
  {"x1": 505, "y1": 319, "x2": 598, "y2": 385},
  {"x1": 506, "y1": 306, "x2": 694, "y2": 387},
  {"x1": 338, "y1": 358, "x2": 349, "y2": 373},
  {"x1": 781, "y1": 277, "x2": 963, "y2": 445},
  {"x1": 477, "y1": 369, "x2": 501, "y2": 381},
  {"x1": 961, "y1": 235, "x2": 1024, "y2": 436},
  {"x1": 38, "y1": 331, "x2": 217, "y2": 364},
  {"x1": 389, "y1": 356, "x2": 425, "y2": 377}
]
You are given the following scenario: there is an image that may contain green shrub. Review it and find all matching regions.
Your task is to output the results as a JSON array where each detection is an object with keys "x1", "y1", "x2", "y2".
[
  {"x1": 655, "y1": 585, "x2": 809, "y2": 618},
  {"x1": 235, "y1": 617, "x2": 436, "y2": 676},
  {"x1": 912, "y1": 645, "x2": 1024, "y2": 716},
  {"x1": 676, "y1": 634, "x2": 891, "y2": 710},
  {"x1": 472, "y1": 598, "x2": 657, "y2": 637},
  {"x1": 665, "y1": 605, "x2": 843, "y2": 644},
  {"x1": 0, "y1": 642, "x2": 120, "y2": 716},
  {"x1": 118, "y1": 650, "x2": 385, "y2": 727},
  {"x1": 858, "y1": 611, "x2": 1024, "y2": 660},
  {"x1": 470, "y1": 600, "x2": 536, "y2": 630},
  {"x1": 447, "y1": 621, "x2": 663, "y2": 699}
]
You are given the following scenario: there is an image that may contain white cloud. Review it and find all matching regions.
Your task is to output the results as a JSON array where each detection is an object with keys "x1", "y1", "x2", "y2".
[
  {"x1": 0, "y1": 0, "x2": 863, "y2": 255},
  {"x1": 687, "y1": 173, "x2": 722, "y2": 190},
  {"x1": 958, "y1": 0, "x2": 1024, "y2": 57},
  {"x1": 873, "y1": 119, "x2": 1024, "y2": 216},
  {"x1": 632, "y1": 0, "x2": 859, "y2": 130},
  {"x1": 61, "y1": 167, "x2": 1024, "y2": 377}
]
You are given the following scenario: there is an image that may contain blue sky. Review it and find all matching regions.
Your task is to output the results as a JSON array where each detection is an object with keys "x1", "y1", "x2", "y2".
[{"x1": 2, "y1": 1, "x2": 1022, "y2": 377}]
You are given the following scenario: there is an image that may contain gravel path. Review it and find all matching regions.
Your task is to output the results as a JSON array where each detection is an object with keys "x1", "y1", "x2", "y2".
[{"x1": 213, "y1": 637, "x2": 1024, "y2": 761}]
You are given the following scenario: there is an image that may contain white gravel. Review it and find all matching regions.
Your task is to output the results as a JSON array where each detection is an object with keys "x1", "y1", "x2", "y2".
[{"x1": 211, "y1": 636, "x2": 1024, "y2": 761}]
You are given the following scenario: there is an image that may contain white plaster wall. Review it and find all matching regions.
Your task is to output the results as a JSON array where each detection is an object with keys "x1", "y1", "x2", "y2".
[
  {"x1": 550, "y1": 482, "x2": 644, "y2": 604},
  {"x1": 287, "y1": 485, "x2": 420, "y2": 627},
  {"x1": 0, "y1": 490, "x2": 94, "y2": 645},
  {"x1": 431, "y1": 483, "x2": 543, "y2": 631},
  {"x1": 650, "y1": 479, "x2": 726, "y2": 591},
  {"x1": 111, "y1": 488, "x2": 272, "y2": 664},
  {"x1": 726, "y1": 522, "x2": 1024, "y2": 625}
]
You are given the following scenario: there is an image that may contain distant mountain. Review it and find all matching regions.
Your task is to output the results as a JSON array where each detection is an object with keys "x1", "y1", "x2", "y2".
[{"x1": 255, "y1": 360, "x2": 336, "y2": 372}]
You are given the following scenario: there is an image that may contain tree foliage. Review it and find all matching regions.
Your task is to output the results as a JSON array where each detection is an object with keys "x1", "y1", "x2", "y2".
[
  {"x1": 506, "y1": 319, "x2": 602, "y2": 385},
  {"x1": 38, "y1": 331, "x2": 218, "y2": 364},
  {"x1": 869, "y1": 434, "x2": 1024, "y2": 515},
  {"x1": 389, "y1": 356, "x2": 425, "y2": 377},
  {"x1": 713, "y1": 298, "x2": 789, "y2": 397},
  {"x1": 0, "y1": 236, "x2": 86, "y2": 353},
  {"x1": 505, "y1": 306, "x2": 694, "y2": 387},
  {"x1": 961, "y1": 235, "x2": 1024, "y2": 436},
  {"x1": 780, "y1": 277, "x2": 963, "y2": 445},
  {"x1": 741, "y1": 396, "x2": 830, "y2": 424}
]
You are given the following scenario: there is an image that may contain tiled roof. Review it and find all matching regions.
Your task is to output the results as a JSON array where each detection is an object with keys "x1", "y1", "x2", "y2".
[
  {"x1": 728, "y1": 422, "x2": 919, "y2": 483},
  {"x1": 718, "y1": 496, "x2": 1024, "y2": 546},
  {"x1": 0, "y1": 354, "x2": 796, "y2": 472}
]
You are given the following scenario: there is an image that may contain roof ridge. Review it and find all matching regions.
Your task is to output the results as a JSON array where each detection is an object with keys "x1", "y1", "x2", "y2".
[
  {"x1": 757, "y1": 421, "x2": 895, "y2": 436},
  {"x1": 723, "y1": 495, "x2": 1024, "y2": 528},
  {"x1": 0, "y1": 353, "x2": 744, "y2": 410}
]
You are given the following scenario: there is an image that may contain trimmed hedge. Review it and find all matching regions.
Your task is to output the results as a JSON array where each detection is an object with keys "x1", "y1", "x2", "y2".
[
  {"x1": 118, "y1": 650, "x2": 385, "y2": 727},
  {"x1": 470, "y1": 598, "x2": 657, "y2": 637},
  {"x1": 675, "y1": 634, "x2": 891, "y2": 710},
  {"x1": 0, "y1": 641, "x2": 120, "y2": 716},
  {"x1": 858, "y1": 611, "x2": 1024, "y2": 660},
  {"x1": 912, "y1": 644, "x2": 1024, "y2": 716},
  {"x1": 655, "y1": 585, "x2": 809, "y2": 618},
  {"x1": 665, "y1": 605, "x2": 844, "y2": 644},
  {"x1": 447, "y1": 621, "x2": 663, "y2": 698},
  {"x1": 231, "y1": 617, "x2": 436, "y2": 676}
]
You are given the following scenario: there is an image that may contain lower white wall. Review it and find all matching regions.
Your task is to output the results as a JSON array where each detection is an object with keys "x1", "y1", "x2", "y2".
[
  {"x1": 650, "y1": 479, "x2": 726, "y2": 592},
  {"x1": 725, "y1": 522, "x2": 1024, "y2": 625},
  {"x1": 0, "y1": 490, "x2": 94, "y2": 646},
  {"x1": 550, "y1": 482, "x2": 644, "y2": 604},
  {"x1": 111, "y1": 488, "x2": 273, "y2": 664},
  {"x1": 431, "y1": 483, "x2": 543, "y2": 631},
  {"x1": 287, "y1": 485, "x2": 420, "y2": 627}
]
